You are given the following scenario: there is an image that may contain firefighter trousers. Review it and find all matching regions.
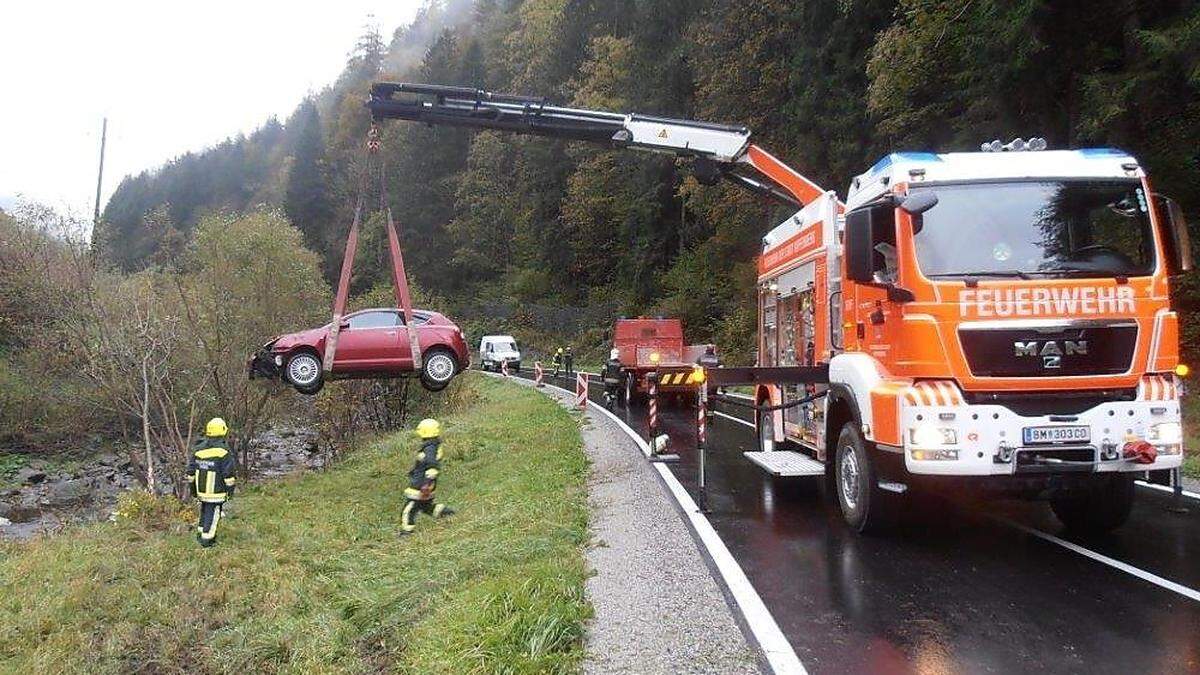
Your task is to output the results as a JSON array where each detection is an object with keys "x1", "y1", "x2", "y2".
[
  {"x1": 401, "y1": 498, "x2": 449, "y2": 532},
  {"x1": 197, "y1": 501, "x2": 224, "y2": 546}
]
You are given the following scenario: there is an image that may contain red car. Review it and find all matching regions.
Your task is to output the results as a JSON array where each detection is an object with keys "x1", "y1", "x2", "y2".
[{"x1": 248, "y1": 308, "x2": 469, "y2": 394}]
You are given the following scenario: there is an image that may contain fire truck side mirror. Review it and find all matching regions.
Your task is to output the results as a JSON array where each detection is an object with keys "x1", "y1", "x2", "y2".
[
  {"x1": 845, "y1": 207, "x2": 881, "y2": 283},
  {"x1": 899, "y1": 191, "x2": 938, "y2": 216},
  {"x1": 1155, "y1": 194, "x2": 1193, "y2": 274}
]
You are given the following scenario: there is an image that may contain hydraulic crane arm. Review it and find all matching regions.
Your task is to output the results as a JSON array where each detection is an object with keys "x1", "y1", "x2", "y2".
[{"x1": 367, "y1": 82, "x2": 829, "y2": 208}]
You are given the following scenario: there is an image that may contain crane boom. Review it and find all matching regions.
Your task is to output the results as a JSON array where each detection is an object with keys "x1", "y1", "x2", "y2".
[{"x1": 367, "y1": 82, "x2": 829, "y2": 208}]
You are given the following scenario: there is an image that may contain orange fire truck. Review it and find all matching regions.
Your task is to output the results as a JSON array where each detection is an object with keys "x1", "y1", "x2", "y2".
[{"x1": 369, "y1": 83, "x2": 1192, "y2": 533}]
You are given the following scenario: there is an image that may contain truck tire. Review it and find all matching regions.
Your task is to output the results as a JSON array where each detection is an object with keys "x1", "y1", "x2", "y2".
[
  {"x1": 286, "y1": 351, "x2": 324, "y2": 395},
  {"x1": 756, "y1": 406, "x2": 776, "y2": 452},
  {"x1": 834, "y1": 422, "x2": 890, "y2": 533},
  {"x1": 1050, "y1": 474, "x2": 1136, "y2": 533},
  {"x1": 420, "y1": 348, "x2": 459, "y2": 391}
]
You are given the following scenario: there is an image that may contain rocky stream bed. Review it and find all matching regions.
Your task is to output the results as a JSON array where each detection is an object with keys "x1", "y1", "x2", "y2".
[{"x1": 0, "y1": 425, "x2": 323, "y2": 541}]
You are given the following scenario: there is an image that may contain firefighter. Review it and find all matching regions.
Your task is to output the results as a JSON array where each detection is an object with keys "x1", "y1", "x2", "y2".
[
  {"x1": 564, "y1": 346, "x2": 574, "y2": 375},
  {"x1": 187, "y1": 417, "x2": 237, "y2": 548},
  {"x1": 400, "y1": 418, "x2": 455, "y2": 536},
  {"x1": 695, "y1": 345, "x2": 719, "y2": 369},
  {"x1": 601, "y1": 348, "x2": 623, "y2": 405},
  {"x1": 551, "y1": 347, "x2": 564, "y2": 377}
]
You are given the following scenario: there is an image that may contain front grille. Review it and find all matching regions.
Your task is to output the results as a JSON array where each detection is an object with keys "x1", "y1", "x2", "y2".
[
  {"x1": 959, "y1": 323, "x2": 1136, "y2": 377},
  {"x1": 963, "y1": 388, "x2": 1136, "y2": 416}
]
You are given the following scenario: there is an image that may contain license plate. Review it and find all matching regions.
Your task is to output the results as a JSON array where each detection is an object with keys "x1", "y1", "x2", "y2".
[{"x1": 1022, "y1": 425, "x2": 1090, "y2": 445}]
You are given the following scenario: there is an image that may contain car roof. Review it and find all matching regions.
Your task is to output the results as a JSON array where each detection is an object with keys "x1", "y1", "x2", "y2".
[{"x1": 481, "y1": 335, "x2": 516, "y2": 341}]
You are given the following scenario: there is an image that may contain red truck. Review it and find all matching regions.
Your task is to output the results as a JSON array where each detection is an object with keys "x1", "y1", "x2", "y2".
[{"x1": 610, "y1": 318, "x2": 716, "y2": 403}]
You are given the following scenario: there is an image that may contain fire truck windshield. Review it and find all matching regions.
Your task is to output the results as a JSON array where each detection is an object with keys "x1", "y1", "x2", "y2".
[{"x1": 912, "y1": 179, "x2": 1156, "y2": 280}]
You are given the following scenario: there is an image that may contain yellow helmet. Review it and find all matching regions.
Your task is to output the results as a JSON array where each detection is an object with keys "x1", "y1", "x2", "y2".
[
  {"x1": 205, "y1": 417, "x2": 228, "y2": 437},
  {"x1": 416, "y1": 418, "x2": 441, "y2": 439}
]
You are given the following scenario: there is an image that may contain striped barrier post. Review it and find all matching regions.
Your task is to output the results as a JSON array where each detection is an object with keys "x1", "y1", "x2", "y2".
[
  {"x1": 535, "y1": 361, "x2": 544, "y2": 387},
  {"x1": 697, "y1": 377, "x2": 708, "y2": 512},
  {"x1": 576, "y1": 372, "x2": 588, "y2": 409},
  {"x1": 501, "y1": 359, "x2": 509, "y2": 377},
  {"x1": 648, "y1": 372, "x2": 659, "y2": 447}
]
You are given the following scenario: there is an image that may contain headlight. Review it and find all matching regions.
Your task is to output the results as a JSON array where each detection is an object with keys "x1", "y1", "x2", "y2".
[
  {"x1": 274, "y1": 355, "x2": 284, "y2": 367},
  {"x1": 1149, "y1": 422, "x2": 1182, "y2": 445},
  {"x1": 910, "y1": 424, "x2": 957, "y2": 447}
]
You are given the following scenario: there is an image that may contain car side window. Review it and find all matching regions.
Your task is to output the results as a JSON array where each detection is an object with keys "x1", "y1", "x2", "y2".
[{"x1": 347, "y1": 311, "x2": 399, "y2": 329}]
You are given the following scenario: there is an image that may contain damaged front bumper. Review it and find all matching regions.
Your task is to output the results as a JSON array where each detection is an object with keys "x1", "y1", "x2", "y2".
[{"x1": 247, "y1": 342, "x2": 283, "y2": 380}]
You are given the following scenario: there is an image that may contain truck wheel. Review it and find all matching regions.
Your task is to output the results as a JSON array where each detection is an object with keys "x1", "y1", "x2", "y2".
[
  {"x1": 756, "y1": 406, "x2": 776, "y2": 452},
  {"x1": 1050, "y1": 474, "x2": 1135, "y2": 533},
  {"x1": 834, "y1": 422, "x2": 890, "y2": 533},
  {"x1": 286, "y1": 351, "x2": 324, "y2": 395},
  {"x1": 420, "y1": 348, "x2": 458, "y2": 391}
]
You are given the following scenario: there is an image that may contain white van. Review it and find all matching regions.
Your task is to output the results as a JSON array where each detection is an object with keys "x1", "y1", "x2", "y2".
[{"x1": 479, "y1": 335, "x2": 521, "y2": 372}]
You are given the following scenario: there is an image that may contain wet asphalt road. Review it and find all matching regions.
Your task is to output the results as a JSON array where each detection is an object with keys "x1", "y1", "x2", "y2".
[{"x1": 509, "y1": 369, "x2": 1200, "y2": 674}]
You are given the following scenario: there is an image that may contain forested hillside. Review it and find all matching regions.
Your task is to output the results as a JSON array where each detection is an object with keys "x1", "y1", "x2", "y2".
[{"x1": 98, "y1": 0, "x2": 1200, "y2": 363}]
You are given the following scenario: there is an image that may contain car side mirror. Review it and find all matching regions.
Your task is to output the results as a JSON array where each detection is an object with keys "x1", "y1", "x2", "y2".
[{"x1": 899, "y1": 191, "x2": 938, "y2": 215}]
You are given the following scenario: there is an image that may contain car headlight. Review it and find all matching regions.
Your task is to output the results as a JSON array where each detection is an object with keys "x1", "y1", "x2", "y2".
[
  {"x1": 910, "y1": 424, "x2": 957, "y2": 447},
  {"x1": 1149, "y1": 422, "x2": 1183, "y2": 445}
]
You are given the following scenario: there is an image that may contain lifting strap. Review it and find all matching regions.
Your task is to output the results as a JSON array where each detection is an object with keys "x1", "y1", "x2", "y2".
[{"x1": 323, "y1": 126, "x2": 423, "y2": 372}]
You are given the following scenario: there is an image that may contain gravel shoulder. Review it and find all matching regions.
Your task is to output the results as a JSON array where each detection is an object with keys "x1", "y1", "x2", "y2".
[{"x1": 495, "y1": 374, "x2": 761, "y2": 674}]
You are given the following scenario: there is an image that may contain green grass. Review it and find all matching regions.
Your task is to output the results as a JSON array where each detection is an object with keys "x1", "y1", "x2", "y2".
[
  {"x1": 1184, "y1": 395, "x2": 1200, "y2": 481},
  {"x1": 0, "y1": 373, "x2": 592, "y2": 673}
]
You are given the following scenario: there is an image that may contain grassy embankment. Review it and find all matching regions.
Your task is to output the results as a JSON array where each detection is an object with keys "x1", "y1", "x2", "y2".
[
  {"x1": 1183, "y1": 395, "x2": 1199, "y2": 480},
  {"x1": 0, "y1": 374, "x2": 591, "y2": 673}
]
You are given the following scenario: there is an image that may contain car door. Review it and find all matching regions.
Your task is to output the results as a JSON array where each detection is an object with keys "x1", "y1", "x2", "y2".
[{"x1": 333, "y1": 311, "x2": 403, "y2": 372}]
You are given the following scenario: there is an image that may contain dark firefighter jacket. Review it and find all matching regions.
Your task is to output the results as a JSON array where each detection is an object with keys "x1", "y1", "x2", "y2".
[
  {"x1": 405, "y1": 438, "x2": 443, "y2": 501},
  {"x1": 602, "y1": 358, "x2": 623, "y2": 385},
  {"x1": 188, "y1": 437, "x2": 237, "y2": 502}
]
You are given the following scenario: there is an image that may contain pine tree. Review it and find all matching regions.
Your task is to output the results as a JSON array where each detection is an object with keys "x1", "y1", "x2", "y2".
[{"x1": 283, "y1": 99, "x2": 334, "y2": 265}]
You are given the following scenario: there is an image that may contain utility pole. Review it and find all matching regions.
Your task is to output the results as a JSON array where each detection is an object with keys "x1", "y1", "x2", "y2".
[{"x1": 93, "y1": 117, "x2": 107, "y2": 226}]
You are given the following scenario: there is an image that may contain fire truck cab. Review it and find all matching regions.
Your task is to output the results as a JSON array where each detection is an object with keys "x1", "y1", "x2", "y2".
[{"x1": 754, "y1": 145, "x2": 1191, "y2": 532}]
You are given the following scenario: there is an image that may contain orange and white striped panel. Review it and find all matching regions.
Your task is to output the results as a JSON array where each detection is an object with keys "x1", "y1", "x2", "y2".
[
  {"x1": 903, "y1": 380, "x2": 964, "y2": 407},
  {"x1": 1138, "y1": 375, "x2": 1180, "y2": 401}
]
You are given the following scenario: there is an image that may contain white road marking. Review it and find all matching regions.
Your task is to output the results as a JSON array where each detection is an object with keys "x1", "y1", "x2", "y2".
[
  {"x1": 714, "y1": 410, "x2": 754, "y2": 428},
  {"x1": 501, "y1": 372, "x2": 806, "y2": 674},
  {"x1": 1136, "y1": 480, "x2": 1200, "y2": 501},
  {"x1": 1001, "y1": 519, "x2": 1200, "y2": 603}
]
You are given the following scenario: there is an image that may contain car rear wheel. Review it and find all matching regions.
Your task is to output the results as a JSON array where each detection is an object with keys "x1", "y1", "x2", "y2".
[
  {"x1": 286, "y1": 351, "x2": 324, "y2": 395},
  {"x1": 420, "y1": 348, "x2": 458, "y2": 391}
]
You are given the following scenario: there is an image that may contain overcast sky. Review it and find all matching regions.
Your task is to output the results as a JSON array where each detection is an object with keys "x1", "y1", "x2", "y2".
[{"x1": 0, "y1": 1, "x2": 421, "y2": 221}]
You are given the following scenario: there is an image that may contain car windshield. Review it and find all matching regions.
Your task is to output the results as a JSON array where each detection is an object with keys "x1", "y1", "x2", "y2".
[{"x1": 912, "y1": 180, "x2": 1156, "y2": 279}]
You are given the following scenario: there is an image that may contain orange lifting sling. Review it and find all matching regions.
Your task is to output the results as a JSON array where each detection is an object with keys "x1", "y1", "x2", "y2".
[{"x1": 322, "y1": 126, "x2": 422, "y2": 373}]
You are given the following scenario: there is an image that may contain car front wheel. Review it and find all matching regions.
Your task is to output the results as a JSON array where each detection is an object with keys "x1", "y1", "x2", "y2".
[
  {"x1": 420, "y1": 348, "x2": 459, "y2": 391},
  {"x1": 286, "y1": 351, "x2": 324, "y2": 395}
]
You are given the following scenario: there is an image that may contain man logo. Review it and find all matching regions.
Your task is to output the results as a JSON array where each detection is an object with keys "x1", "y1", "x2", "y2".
[{"x1": 1014, "y1": 340, "x2": 1087, "y2": 369}]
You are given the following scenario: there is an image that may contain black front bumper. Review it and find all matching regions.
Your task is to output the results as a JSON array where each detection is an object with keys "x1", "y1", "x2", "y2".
[{"x1": 248, "y1": 347, "x2": 283, "y2": 380}]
